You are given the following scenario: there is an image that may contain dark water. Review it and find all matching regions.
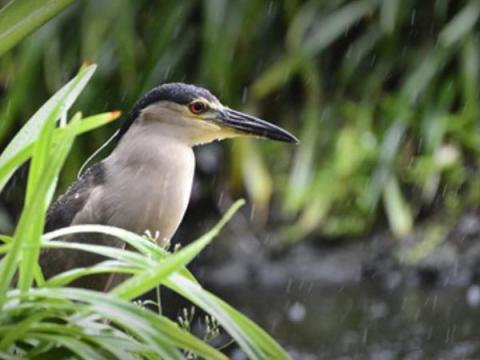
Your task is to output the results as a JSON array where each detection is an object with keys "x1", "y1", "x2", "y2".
[{"x1": 212, "y1": 283, "x2": 480, "y2": 360}]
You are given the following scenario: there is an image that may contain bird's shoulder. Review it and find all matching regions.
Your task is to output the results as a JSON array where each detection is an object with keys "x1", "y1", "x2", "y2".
[{"x1": 45, "y1": 162, "x2": 106, "y2": 232}]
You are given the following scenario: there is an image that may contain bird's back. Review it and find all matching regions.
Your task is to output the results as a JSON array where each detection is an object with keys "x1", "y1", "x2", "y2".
[
  {"x1": 46, "y1": 162, "x2": 106, "y2": 231},
  {"x1": 41, "y1": 162, "x2": 123, "y2": 290}
]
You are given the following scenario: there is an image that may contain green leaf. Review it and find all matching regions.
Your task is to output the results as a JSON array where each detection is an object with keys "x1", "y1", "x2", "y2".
[
  {"x1": 112, "y1": 199, "x2": 245, "y2": 300},
  {"x1": 0, "y1": 65, "x2": 97, "y2": 304},
  {"x1": 253, "y1": 0, "x2": 373, "y2": 98},
  {"x1": 30, "y1": 333, "x2": 109, "y2": 360},
  {"x1": 20, "y1": 287, "x2": 228, "y2": 360},
  {"x1": 402, "y1": 47, "x2": 450, "y2": 103},
  {"x1": 302, "y1": 0, "x2": 373, "y2": 55},
  {"x1": 0, "y1": 0, "x2": 76, "y2": 56},
  {"x1": 33, "y1": 200, "x2": 288, "y2": 359},
  {"x1": 44, "y1": 224, "x2": 166, "y2": 258},
  {"x1": 383, "y1": 175, "x2": 413, "y2": 238},
  {"x1": 0, "y1": 111, "x2": 120, "y2": 195},
  {"x1": 380, "y1": 0, "x2": 399, "y2": 33},
  {"x1": 252, "y1": 55, "x2": 302, "y2": 98},
  {"x1": 166, "y1": 274, "x2": 291, "y2": 360},
  {"x1": 439, "y1": 2, "x2": 480, "y2": 47},
  {"x1": 42, "y1": 224, "x2": 199, "y2": 285},
  {"x1": 17, "y1": 116, "x2": 80, "y2": 292},
  {"x1": 0, "y1": 64, "x2": 97, "y2": 191},
  {"x1": 76, "y1": 111, "x2": 122, "y2": 134}
]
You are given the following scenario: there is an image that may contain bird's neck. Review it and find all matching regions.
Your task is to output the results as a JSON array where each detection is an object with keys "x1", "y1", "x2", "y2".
[
  {"x1": 114, "y1": 121, "x2": 193, "y2": 163},
  {"x1": 103, "y1": 123, "x2": 196, "y2": 242}
]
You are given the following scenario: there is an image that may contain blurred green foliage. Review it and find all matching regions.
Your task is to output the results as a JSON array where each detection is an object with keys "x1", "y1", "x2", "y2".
[{"x1": 2, "y1": 0, "x2": 480, "y2": 242}]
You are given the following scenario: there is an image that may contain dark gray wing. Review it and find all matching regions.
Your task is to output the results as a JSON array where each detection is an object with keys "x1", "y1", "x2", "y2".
[
  {"x1": 45, "y1": 162, "x2": 105, "y2": 232},
  {"x1": 41, "y1": 161, "x2": 113, "y2": 290}
]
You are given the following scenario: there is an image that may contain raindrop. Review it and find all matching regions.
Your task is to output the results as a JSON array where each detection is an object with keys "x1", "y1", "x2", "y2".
[
  {"x1": 217, "y1": 191, "x2": 224, "y2": 206},
  {"x1": 362, "y1": 328, "x2": 369, "y2": 345},
  {"x1": 286, "y1": 278, "x2": 293, "y2": 294},
  {"x1": 431, "y1": 295, "x2": 438, "y2": 311},
  {"x1": 345, "y1": 45, "x2": 352, "y2": 59},
  {"x1": 414, "y1": 308, "x2": 421, "y2": 321},
  {"x1": 6, "y1": 100, "x2": 11, "y2": 116},
  {"x1": 267, "y1": 1, "x2": 275, "y2": 17},
  {"x1": 242, "y1": 87, "x2": 248, "y2": 104},
  {"x1": 164, "y1": 66, "x2": 171, "y2": 79},
  {"x1": 270, "y1": 317, "x2": 278, "y2": 333},
  {"x1": 298, "y1": 279, "x2": 305, "y2": 291},
  {"x1": 426, "y1": 326, "x2": 433, "y2": 340},
  {"x1": 307, "y1": 282, "x2": 313, "y2": 294},
  {"x1": 410, "y1": 9, "x2": 416, "y2": 26},
  {"x1": 173, "y1": 24, "x2": 181, "y2": 38}
]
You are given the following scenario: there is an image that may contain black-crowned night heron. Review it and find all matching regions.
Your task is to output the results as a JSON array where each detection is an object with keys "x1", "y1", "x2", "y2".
[{"x1": 41, "y1": 83, "x2": 298, "y2": 290}]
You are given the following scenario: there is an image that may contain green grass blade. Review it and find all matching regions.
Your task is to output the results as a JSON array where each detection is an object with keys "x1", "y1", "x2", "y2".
[
  {"x1": 0, "y1": 64, "x2": 96, "y2": 191},
  {"x1": 166, "y1": 274, "x2": 291, "y2": 360},
  {"x1": 24, "y1": 92, "x2": 59, "y2": 207},
  {"x1": 383, "y1": 175, "x2": 413, "y2": 238},
  {"x1": 44, "y1": 261, "x2": 138, "y2": 287},
  {"x1": 0, "y1": 0, "x2": 75, "y2": 56},
  {"x1": 17, "y1": 117, "x2": 80, "y2": 292},
  {"x1": 303, "y1": 0, "x2": 373, "y2": 55},
  {"x1": 30, "y1": 334, "x2": 107, "y2": 360},
  {"x1": 44, "y1": 224, "x2": 164, "y2": 257},
  {"x1": 0, "y1": 111, "x2": 119, "y2": 193},
  {"x1": 76, "y1": 111, "x2": 122, "y2": 134},
  {"x1": 26, "y1": 288, "x2": 227, "y2": 360},
  {"x1": 112, "y1": 199, "x2": 245, "y2": 299},
  {"x1": 439, "y1": 2, "x2": 480, "y2": 47},
  {"x1": 0, "y1": 79, "x2": 92, "y2": 302},
  {"x1": 41, "y1": 241, "x2": 154, "y2": 268},
  {"x1": 0, "y1": 311, "x2": 49, "y2": 350}
]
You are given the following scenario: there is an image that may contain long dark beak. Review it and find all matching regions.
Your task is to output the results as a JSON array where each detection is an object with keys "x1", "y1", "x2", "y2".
[{"x1": 219, "y1": 108, "x2": 299, "y2": 144}]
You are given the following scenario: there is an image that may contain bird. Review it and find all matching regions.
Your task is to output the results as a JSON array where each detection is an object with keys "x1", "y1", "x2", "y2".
[{"x1": 41, "y1": 83, "x2": 298, "y2": 290}]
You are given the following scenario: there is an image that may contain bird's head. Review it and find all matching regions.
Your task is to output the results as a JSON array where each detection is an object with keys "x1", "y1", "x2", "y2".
[{"x1": 118, "y1": 83, "x2": 298, "y2": 146}]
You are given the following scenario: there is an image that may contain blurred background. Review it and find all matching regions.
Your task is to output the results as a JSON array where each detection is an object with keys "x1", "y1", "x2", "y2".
[{"x1": 2, "y1": 0, "x2": 480, "y2": 358}]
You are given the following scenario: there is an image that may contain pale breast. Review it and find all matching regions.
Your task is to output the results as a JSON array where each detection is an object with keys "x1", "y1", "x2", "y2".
[{"x1": 101, "y1": 135, "x2": 195, "y2": 245}]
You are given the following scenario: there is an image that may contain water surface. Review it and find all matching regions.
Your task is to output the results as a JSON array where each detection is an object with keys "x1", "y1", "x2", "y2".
[{"x1": 212, "y1": 283, "x2": 480, "y2": 359}]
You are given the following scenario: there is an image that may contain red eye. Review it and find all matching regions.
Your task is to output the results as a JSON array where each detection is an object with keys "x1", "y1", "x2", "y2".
[{"x1": 189, "y1": 101, "x2": 207, "y2": 114}]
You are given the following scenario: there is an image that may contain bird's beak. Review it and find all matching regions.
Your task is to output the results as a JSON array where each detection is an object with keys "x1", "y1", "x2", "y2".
[{"x1": 217, "y1": 108, "x2": 299, "y2": 144}]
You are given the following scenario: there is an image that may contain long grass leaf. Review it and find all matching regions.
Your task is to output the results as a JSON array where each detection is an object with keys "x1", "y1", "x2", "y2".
[
  {"x1": 112, "y1": 199, "x2": 245, "y2": 299},
  {"x1": 30, "y1": 333, "x2": 106, "y2": 360},
  {"x1": 0, "y1": 111, "x2": 120, "y2": 193},
  {"x1": 165, "y1": 274, "x2": 291, "y2": 360},
  {"x1": 17, "y1": 117, "x2": 80, "y2": 292},
  {"x1": 439, "y1": 2, "x2": 480, "y2": 47},
  {"x1": 0, "y1": 0, "x2": 75, "y2": 56},
  {"x1": 0, "y1": 76, "x2": 93, "y2": 302},
  {"x1": 26, "y1": 287, "x2": 227, "y2": 360},
  {"x1": 303, "y1": 0, "x2": 373, "y2": 55},
  {"x1": 0, "y1": 64, "x2": 96, "y2": 191}
]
